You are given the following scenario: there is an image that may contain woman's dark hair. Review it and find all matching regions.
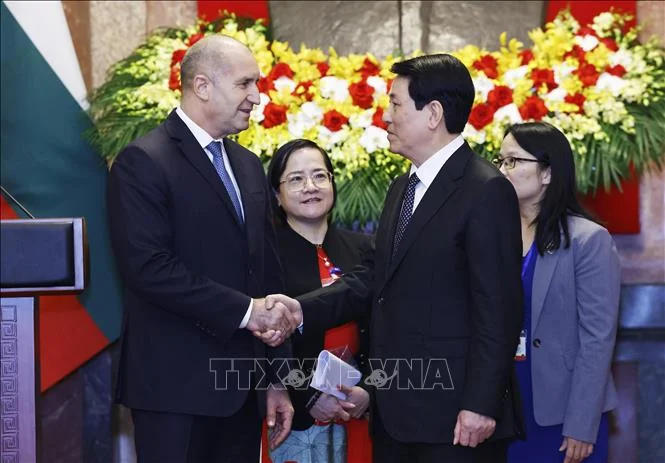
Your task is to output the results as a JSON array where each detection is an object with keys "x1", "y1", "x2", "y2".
[
  {"x1": 505, "y1": 121, "x2": 597, "y2": 255},
  {"x1": 266, "y1": 139, "x2": 337, "y2": 225},
  {"x1": 390, "y1": 53, "x2": 475, "y2": 134}
]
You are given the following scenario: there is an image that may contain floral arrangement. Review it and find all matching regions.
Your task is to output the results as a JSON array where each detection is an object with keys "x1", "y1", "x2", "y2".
[{"x1": 87, "y1": 10, "x2": 665, "y2": 226}]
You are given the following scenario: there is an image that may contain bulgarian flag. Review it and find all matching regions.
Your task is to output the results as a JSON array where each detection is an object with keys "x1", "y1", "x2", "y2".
[{"x1": 1, "y1": 1, "x2": 122, "y2": 391}]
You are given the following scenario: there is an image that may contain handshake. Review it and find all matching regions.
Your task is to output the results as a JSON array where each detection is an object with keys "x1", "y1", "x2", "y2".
[{"x1": 246, "y1": 294, "x2": 302, "y2": 346}]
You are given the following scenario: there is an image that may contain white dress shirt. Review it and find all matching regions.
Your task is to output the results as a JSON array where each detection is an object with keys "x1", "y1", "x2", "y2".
[{"x1": 409, "y1": 135, "x2": 464, "y2": 214}]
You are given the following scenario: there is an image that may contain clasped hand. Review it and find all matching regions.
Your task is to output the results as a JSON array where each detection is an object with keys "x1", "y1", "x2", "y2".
[
  {"x1": 247, "y1": 294, "x2": 302, "y2": 346},
  {"x1": 310, "y1": 385, "x2": 369, "y2": 423}
]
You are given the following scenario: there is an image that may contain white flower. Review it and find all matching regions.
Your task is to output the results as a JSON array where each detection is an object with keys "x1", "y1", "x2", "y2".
[
  {"x1": 250, "y1": 93, "x2": 270, "y2": 123},
  {"x1": 286, "y1": 101, "x2": 323, "y2": 137},
  {"x1": 543, "y1": 87, "x2": 568, "y2": 104},
  {"x1": 286, "y1": 114, "x2": 307, "y2": 138},
  {"x1": 592, "y1": 12, "x2": 614, "y2": 35},
  {"x1": 349, "y1": 109, "x2": 373, "y2": 129},
  {"x1": 273, "y1": 76, "x2": 296, "y2": 93},
  {"x1": 596, "y1": 73, "x2": 628, "y2": 97},
  {"x1": 473, "y1": 75, "x2": 495, "y2": 100},
  {"x1": 610, "y1": 49, "x2": 634, "y2": 69},
  {"x1": 318, "y1": 126, "x2": 350, "y2": 152},
  {"x1": 502, "y1": 66, "x2": 529, "y2": 89},
  {"x1": 552, "y1": 62, "x2": 576, "y2": 83},
  {"x1": 574, "y1": 34, "x2": 599, "y2": 52},
  {"x1": 300, "y1": 101, "x2": 324, "y2": 122},
  {"x1": 319, "y1": 76, "x2": 350, "y2": 102},
  {"x1": 359, "y1": 126, "x2": 389, "y2": 153},
  {"x1": 366, "y1": 75, "x2": 387, "y2": 95},
  {"x1": 463, "y1": 123, "x2": 487, "y2": 144},
  {"x1": 493, "y1": 103, "x2": 523, "y2": 125}
]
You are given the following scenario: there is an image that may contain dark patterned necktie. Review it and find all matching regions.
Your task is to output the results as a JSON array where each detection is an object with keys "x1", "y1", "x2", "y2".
[
  {"x1": 207, "y1": 141, "x2": 244, "y2": 224},
  {"x1": 392, "y1": 173, "x2": 419, "y2": 258}
]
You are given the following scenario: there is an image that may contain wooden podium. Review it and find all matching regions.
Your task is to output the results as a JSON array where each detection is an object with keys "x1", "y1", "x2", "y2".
[{"x1": 0, "y1": 218, "x2": 87, "y2": 463}]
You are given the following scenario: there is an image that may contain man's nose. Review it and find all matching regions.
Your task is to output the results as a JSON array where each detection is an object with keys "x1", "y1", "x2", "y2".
[{"x1": 247, "y1": 83, "x2": 260, "y2": 105}]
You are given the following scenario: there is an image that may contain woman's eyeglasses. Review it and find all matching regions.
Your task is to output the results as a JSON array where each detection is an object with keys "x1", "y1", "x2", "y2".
[
  {"x1": 492, "y1": 156, "x2": 547, "y2": 170},
  {"x1": 279, "y1": 171, "x2": 333, "y2": 192}
]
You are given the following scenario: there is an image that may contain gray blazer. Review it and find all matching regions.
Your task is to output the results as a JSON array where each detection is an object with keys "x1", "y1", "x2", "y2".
[{"x1": 530, "y1": 215, "x2": 620, "y2": 443}]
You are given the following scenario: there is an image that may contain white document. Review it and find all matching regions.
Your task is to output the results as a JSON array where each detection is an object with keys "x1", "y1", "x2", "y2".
[{"x1": 310, "y1": 350, "x2": 362, "y2": 400}]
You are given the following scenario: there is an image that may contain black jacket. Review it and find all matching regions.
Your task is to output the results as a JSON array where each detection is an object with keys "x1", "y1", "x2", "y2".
[
  {"x1": 108, "y1": 110, "x2": 288, "y2": 417},
  {"x1": 274, "y1": 222, "x2": 373, "y2": 430},
  {"x1": 298, "y1": 143, "x2": 525, "y2": 443}
]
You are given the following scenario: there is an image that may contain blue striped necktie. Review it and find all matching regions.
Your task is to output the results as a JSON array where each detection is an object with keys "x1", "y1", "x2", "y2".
[{"x1": 207, "y1": 141, "x2": 244, "y2": 224}]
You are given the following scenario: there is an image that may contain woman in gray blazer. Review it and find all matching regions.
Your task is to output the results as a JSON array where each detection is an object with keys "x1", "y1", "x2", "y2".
[{"x1": 493, "y1": 122, "x2": 620, "y2": 463}]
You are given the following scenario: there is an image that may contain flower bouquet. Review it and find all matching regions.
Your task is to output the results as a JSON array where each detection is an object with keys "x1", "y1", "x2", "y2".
[{"x1": 87, "y1": 10, "x2": 665, "y2": 226}]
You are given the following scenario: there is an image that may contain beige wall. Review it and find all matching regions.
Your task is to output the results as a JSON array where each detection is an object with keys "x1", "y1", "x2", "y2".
[{"x1": 614, "y1": 1, "x2": 665, "y2": 284}]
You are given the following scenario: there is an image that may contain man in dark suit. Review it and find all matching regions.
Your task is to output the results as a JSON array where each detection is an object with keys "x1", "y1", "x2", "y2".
[
  {"x1": 107, "y1": 35, "x2": 299, "y2": 462},
  {"x1": 265, "y1": 54, "x2": 524, "y2": 462}
]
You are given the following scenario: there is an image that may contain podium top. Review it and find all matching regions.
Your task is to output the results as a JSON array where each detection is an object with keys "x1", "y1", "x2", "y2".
[{"x1": 1, "y1": 218, "x2": 87, "y2": 295}]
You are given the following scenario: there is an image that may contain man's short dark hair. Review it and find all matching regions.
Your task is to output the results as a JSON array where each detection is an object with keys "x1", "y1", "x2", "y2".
[{"x1": 390, "y1": 54, "x2": 475, "y2": 134}]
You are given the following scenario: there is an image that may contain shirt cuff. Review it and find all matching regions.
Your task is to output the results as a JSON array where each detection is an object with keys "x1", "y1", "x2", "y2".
[{"x1": 238, "y1": 299, "x2": 253, "y2": 329}]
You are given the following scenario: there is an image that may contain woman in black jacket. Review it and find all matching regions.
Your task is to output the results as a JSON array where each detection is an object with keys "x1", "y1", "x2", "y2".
[{"x1": 263, "y1": 139, "x2": 373, "y2": 463}]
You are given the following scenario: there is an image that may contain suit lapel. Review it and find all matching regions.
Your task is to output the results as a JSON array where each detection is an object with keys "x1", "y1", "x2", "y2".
[
  {"x1": 381, "y1": 144, "x2": 472, "y2": 291},
  {"x1": 165, "y1": 111, "x2": 245, "y2": 231},
  {"x1": 375, "y1": 175, "x2": 408, "y2": 286},
  {"x1": 531, "y1": 250, "x2": 560, "y2": 332},
  {"x1": 224, "y1": 139, "x2": 264, "y2": 254}
]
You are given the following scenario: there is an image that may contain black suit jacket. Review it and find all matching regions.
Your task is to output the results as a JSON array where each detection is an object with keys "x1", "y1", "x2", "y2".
[
  {"x1": 274, "y1": 223, "x2": 373, "y2": 430},
  {"x1": 298, "y1": 142, "x2": 524, "y2": 443},
  {"x1": 107, "y1": 110, "x2": 287, "y2": 417}
]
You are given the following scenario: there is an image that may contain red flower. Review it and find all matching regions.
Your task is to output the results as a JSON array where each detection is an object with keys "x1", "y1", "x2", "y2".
[
  {"x1": 473, "y1": 55, "x2": 499, "y2": 79},
  {"x1": 262, "y1": 103, "x2": 288, "y2": 128},
  {"x1": 257, "y1": 76, "x2": 275, "y2": 94},
  {"x1": 530, "y1": 68, "x2": 558, "y2": 91},
  {"x1": 317, "y1": 62, "x2": 330, "y2": 77},
  {"x1": 520, "y1": 49, "x2": 534, "y2": 65},
  {"x1": 168, "y1": 69, "x2": 181, "y2": 91},
  {"x1": 519, "y1": 96, "x2": 549, "y2": 121},
  {"x1": 487, "y1": 86, "x2": 513, "y2": 109},
  {"x1": 606, "y1": 64, "x2": 627, "y2": 77},
  {"x1": 349, "y1": 80, "x2": 375, "y2": 109},
  {"x1": 322, "y1": 110, "x2": 349, "y2": 132},
  {"x1": 564, "y1": 45, "x2": 586, "y2": 63},
  {"x1": 577, "y1": 26, "x2": 597, "y2": 37},
  {"x1": 468, "y1": 103, "x2": 496, "y2": 130},
  {"x1": 359, "y1": 57, "x2": 381, "y2": 78},
  {"x1": 293, "y1": 80, "x2": 314, "y2": 101},
  {"x1": 186, "y1": 33, "x2": 205, "y2": 47},
  {"x1": 564, "y1": 93, "x2": 586, "y2": 114},
  {"x1": 268, "y1": 62, "x2": 295, "y2": 81},
  {"x1": 600, "y1": 37, "x2": 619, "y2": 51},
  {"x1": 575, "y1": 63, "x2": 600, "y2": 87},
  {"x1": 372, "y1": 107, "x2": 388, "y2": 129},
  {"x1": 171, "y1": 49, "x2": 187, "y2": 67}
]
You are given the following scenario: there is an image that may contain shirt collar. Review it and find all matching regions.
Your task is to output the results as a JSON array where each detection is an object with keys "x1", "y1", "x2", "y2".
[
  {"x1": 409, "y1": 135, "x2": 464, "y2": 188},
  {"x1": 175, "y1": 106, "x2": 223, "y2": 150}
]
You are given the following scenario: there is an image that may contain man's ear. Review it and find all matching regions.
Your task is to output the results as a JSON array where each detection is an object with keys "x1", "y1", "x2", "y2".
[
  {"x1": 192, "y1": 74, "x2": 211, "y2": 101},
  {"x1": 427, "y1": 100, "x2": 444, "y2": 130}
]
